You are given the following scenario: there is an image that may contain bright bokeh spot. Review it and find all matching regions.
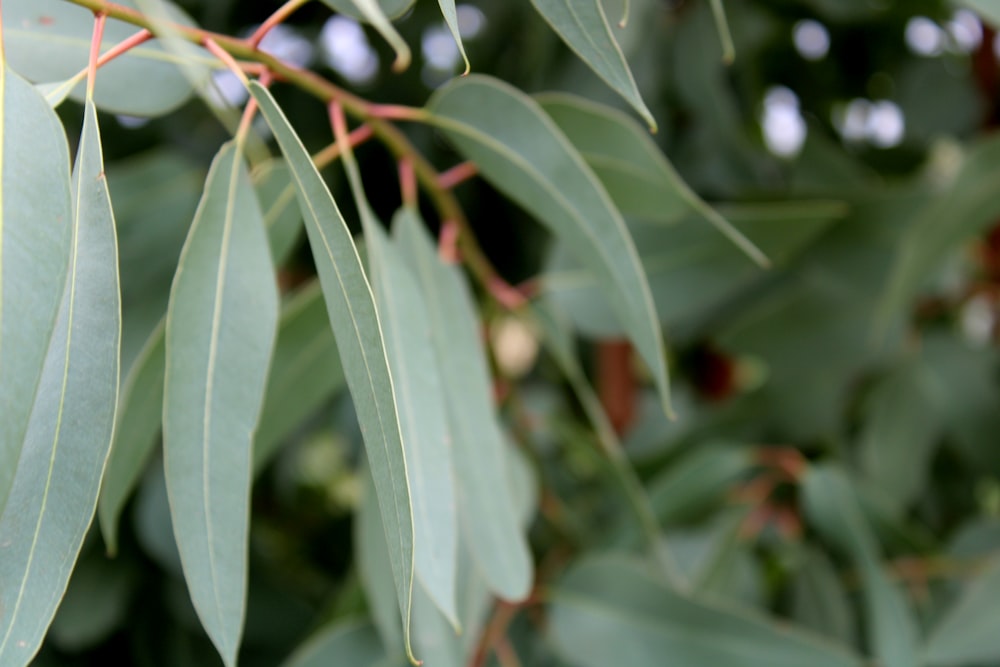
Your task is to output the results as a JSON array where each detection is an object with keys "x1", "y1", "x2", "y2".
[
  {"x1": 866, "y1": 100, "x2": 905, "y2": 148},
  {"x1": 906, "y1": 16, "x2": 945, "y2": 56},
  {"x1": 761, "y1": 86, "x2": 806, "y2": 157},
  {"x1": 457, "y1": 4, "x2": 487, "y2": 39},
  {"x1": 793, "y1": 19, "x2": 830, "y2": 61},
  {"x1": 320, "y1": 15, "x2": 380, "y2": 84},
  {"x1": 946, "y1": 9, "x2": 982, "y2": 54}
]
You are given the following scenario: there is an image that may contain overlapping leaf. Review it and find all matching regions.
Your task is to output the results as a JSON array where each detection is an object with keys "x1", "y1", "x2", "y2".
[
  {"x1": 163, "y1": 140, "x2": 278, "y2": 667},
  {"x1": 1, "y1": 0, "x2": 206, "y2": 116},
  {"x1": 528, "y1": 0, "x2": 655, "y2": 129},
  {"x1": 250, "y1": 81, "x2": 417, "y2": 662},
  {"x1": 802, "y1": 465, "x2": 921, "y2": 667},
  {"x1": 0, "y1": 63, "x2": 73, "y2": 513},
  {"x1": 426, "y1": 75, "x2": 672, "y2": 416},
  {"x1": 394, "y1": 208, "x2": 533, "y2": 603},
  {"x1": 0, "y1": 100, "x2": 120, "y2": 666},
  {"x1": 549, "y1": 555, "x2": 863, "y2": 667}
]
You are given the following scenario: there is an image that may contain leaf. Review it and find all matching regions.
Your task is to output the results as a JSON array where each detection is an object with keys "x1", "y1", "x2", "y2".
[
  {"x1": 436, "y1": 0, "x2": 470, "y2": 74},
  {"x1": 528, "y1": 0, "x2": 656, "y2": 130},
  {"x1": 645, "y1": 443, "x2": 751, "y2": 526},
  {"x1": 356, "y1": 465, "x2": 405, "y2": 651},
  {"x1": 393, "y1": 208, "x2": 533, "y2": 602},
  {"x1": 250, "y1": 81, "x2": 417, "y2": 662},
  {"x1": 322, "y1": 0, "x2": 415, "y2": 21},
  {"x1": 0, "y1": 63, "x2": 73, "y2": 513},
  {"x1": 802, "y1": 465, "x2": 921, "y2": 667},
  {"x1": 545, "y1": 202, "x2": 841, "y2": 337},
  {"x1": 163, "y1": 140, "x2": 279, "y2": 667},
  {"x1": 253, "y1": 281, "x2": 345, "y2": 474},
  {"x1": 426, "y1": 75, "x2": 672, "y2": 417},
  {"x1": 0, "y1": 100, "x2": 121, "y2": 666},
  {"x1": 98, "y1": 320, "x2": 166, "y2": 554},
  {"x1": 1, "y1": 0, "x2": 206, "y2": 116},
  {"x1": 283, "y1": 618, "x2": 406, "y2": 667},
  {"x1": 790, "y1": 547, "x2": 857, "y2": 647},
  {"x1": 254, "y1": 159, "x2": 304, "y2": 267},
  {"x1": 549, "y1": 555, "x2": 863, "y2": 667},
  {"x1": 537, "y1": 92, "x2": 765, "y2": 264},
  {"x1": 924, "y1": 556, "x2": 1000, "y2": 665},
  {"x1": 879, "y1": 135, "x2": 1000, "y2": 332},
  {"x1": 319, "y1": 0, "x2": 411, "y2": 70}
]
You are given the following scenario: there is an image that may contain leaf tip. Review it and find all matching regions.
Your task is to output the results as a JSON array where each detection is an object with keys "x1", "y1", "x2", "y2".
[{"x1": 391, "y1": 48, "x2": 413, "y2": 73}]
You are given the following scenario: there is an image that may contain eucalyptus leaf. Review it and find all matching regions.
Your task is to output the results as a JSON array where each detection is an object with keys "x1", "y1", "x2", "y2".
[
  {"x1": 283, "y1": 618, "x2": 406, "y2": 667},
  {"x1": 924, "y1": 556, "x2": 1000, "y2": 665},
  {"x1": 393, "y1": 208, "x2": 533, "y2": 602},
  {"x1": 0, "y1": 100, "x2": 121, "y2": 666},
  {"x1": 0, "y1": 64, "x2": 73, "y2": 514},
  {"x1": 250, "y1": 81, "x2": 417, "y2": 663},
  {"x1": 427, "y1": 75, "x2": 672, "y2": 417},
  {"x1": 163, "y1": 140, "x2": 278, "y2": 667},
  {"x1": 255, "y1": 160, "x2": 304, "y2": 267},
  {"x1": 319, "y1": 0, "x2": 411, "y2": 70},
  {"x1": 528, "y1": 0, "x2": 656, "y2": 129}
]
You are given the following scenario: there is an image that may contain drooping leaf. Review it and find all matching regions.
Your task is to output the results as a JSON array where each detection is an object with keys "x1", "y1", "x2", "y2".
[
  {"x1": 549, "y1": 555, "x2": 863, "y2": 667},
  {"x1": 538, "y1": 93, "x2": 766, "y2": 264},
  {"x1": 283, "y1": 618, "x2": 406, "y2": 667},
  {"x1": 0, "y1": 100, "x2": 120, "y2": 666},
  {"x1": 250, "y1": 81, "x2": 417, "y2": 662},
  {"x1": 436, "y1": 0, "x2": 470, "y2": 73},
  {"x1": 254, "y1": 159, "x2": 304, "y2": 267},
  {"x1": 546, "y1": 202, "x2": 841, "y2": 337},
  {"x1": 356, "y1": 465, "x2": 405, "y2": 651},
  {"x1": 253, "y1": 281, "x2": 345, "y2": 474},
  {"x1": 924, "y1": 556, "x2": 1000, "y2": 665},
  {"x1": 0, "y1": 63, "x2": 73, "y2": 513},
  {"x1": 1, "y1": 0, "x2": 207, "y2": 116},
  {"x1": 163, "y1": 140, "x2": 278, "y2": 667},
  {"x1": 427, "y1": 75, "x2": 672, "y2": 417},
  {"x1": 802, "y1": 465, "x2": 921, "y2": 667},
  {"x1": 528, "y1": 0, "x2": 655, "y2": 129},
  {"x1": 394, "y1": 208, "x2": 533, "y2": 602},
  {"x1": 98, "y1": 320, "x2": 166, "y2": 554},
  {"x1": 319, "y1": 0, "x2": 411, "y2": 70}
]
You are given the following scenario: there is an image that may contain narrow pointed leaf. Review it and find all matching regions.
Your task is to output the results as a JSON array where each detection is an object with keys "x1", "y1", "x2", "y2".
[
  {"x1": 0, "y1": 63, "x2": 73, "y2": 513},
  {"x1": 527, "y1": 0, "x2": 656, "y2": 129},
  {"x1": 427, "y1": 75, "x2": 671, "y2": 417},
  {"x1": 549, "y1": 556, "x2": 863, "y2": 667},
  {"x1": 394, "y1": 208, "x2": 532, "y2": 602},
  {"x1": 319, "y1": 0, "x2": 411, "y2": 70},
  {"x1": 924, "y1": 556, "x2": 1000, "y2": 665},
  {"x1": 0, "y1": 100, "x2": 120, "y2": 666},
  {"x1": 537, "y1": 92, "x2": 765, "y2": 265},
  {"x1": 98, "y1": 320, "x2": 166, "y2": 554},
  {"x1": 322, "y1": 0, "x2": 415, "y2": 21},
  {"x1": 437, "y1": 0, "x2": 470, "y2": 74},
  {"x1": 163, "y1": 141, "x2": 278, "y2": 667},
  {"x1": 802, "y1": 465, "x2": 921, "y2": 667},
  {"x1": 250, "y1": 81, "x2": 416, "y2": 661},
  {"x1": 254, "y1": 160, "x2": 303, "y2": 267},
  {"x1": 253, "y1": 281, "x2": 345, "y2": 474}
]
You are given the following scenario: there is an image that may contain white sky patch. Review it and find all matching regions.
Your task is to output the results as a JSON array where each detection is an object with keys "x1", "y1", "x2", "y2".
[
  {"x1": 761, "y1": 86, "x2": 806, "y2": 157},
  {"x1": 254, "y1": 23, "x2": 315, "y2": 68},
  {"x1": 946, "y1": 9, "x2": 982, "y2": 54},
  {"x1": 906, "y1": 16, "x2": 946, "y2": 56},
  {"x1": 205, "y1": 69, "x2": 248, "y2": 108},
  {"x1": 320, "y1": 15, "x2": 380, "y2": 84},
  {"x1": 793, "y1": 19, "x2": 830, "y2": 61}
]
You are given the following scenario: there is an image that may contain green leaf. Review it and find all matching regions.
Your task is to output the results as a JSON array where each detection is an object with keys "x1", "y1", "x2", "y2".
[
  {"x1": 250, "y1": 81, "x2": 417, "y2": 662},
  {"x1": 924, "y1": 556, "x2": 1000, "y2": 665},
  {"x1": 1, "y1": 0, "x2": 206, "y2": 116},
  {"x1": 357, "y1": 465, "x2": 405, "y2": 651},
  {"x1": 319, "y1": 0, "x2": 411, "y2": 70},
  {"x1": 283, "y1": 618, "x2": 406, "y2": 667},
  {"x1": 254, "y1": 160, "x2": 304, "y2": 267},
  {"x1": 426, "y1": 75, "x2": 672, "y2": 417},
  {"x1": 436, "y1": 0, "x2": 470, "y2": 73},
  {"x1": 528, "y1": 0, "x2": 656, "y2": 130},
  {"x1": 802, "y1": 465, "x2": 921, "y2": 667},
  {"x1": 0, "y1": 100, "x2": 121, "y2": 666},
  {"x1": 646, "y1": 444, "x2": 751, "y2": 527},
  {"x1": 98, "y1": 320, "x2": 166, "y2": 554},
  {"x1": 253, "y1": 281, "x2": 345, "y2": 474},
  {"x1": 0, "y1": 64, "x2": 73, "y2": 513},
  {"x1": 393, "y1": 208, "x2": 533, "y2": 602},
  {"x1": 790, "y1": 547, "x2": 857, "y2": 647},
  {"x1": 163, "y1": 140, "x2": 278, "y2": 667},
  {"x1": 549, "y1": 555, "x2": 863, "y2": 667},
  {"x1": 546, "y1": 202, "x2": 841, "y2": 336},
  {"x1": 537, "y1": 92, "x2": 765, "y2": 264}
]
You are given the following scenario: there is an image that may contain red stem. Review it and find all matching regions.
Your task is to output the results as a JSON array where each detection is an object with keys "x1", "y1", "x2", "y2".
[
  {"x1": 87, "y1": 12, "x2": 107, "y2": 96},
  {"x1": 438, "y1": 161, "x2": 478, "y2": 190}
]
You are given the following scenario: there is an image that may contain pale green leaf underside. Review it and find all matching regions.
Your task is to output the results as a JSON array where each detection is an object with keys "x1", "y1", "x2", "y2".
[
  {"x1": 0, "y1": 100, "x2": 121, "y2": 666},
  {"x1": 163, "y1": 141, "x2": 278, "y2": 667},
  {"x1": 529, "y1": 0, "x2": 656, "y2": 130},
  {"x1": 250, "y1": 81, "x2": 416, "y2": 662},
  {"x1": 0, "y1": 64, "x2": 73, "y2": 515},
  {"x1": 322, "y1": 0, "x2": 415, "y2": 21},
  {"x1": 394, "y1": 208, "x2": 533, "y2": 602},
  {"x1": 1, "y1": 0, "x2": 204, "y2": 116},
  {"x1": 549, "y1": 556, "x2": 863, "y2": 667},
  {"x1": 427, "y1": 75, "x2": 671, "y2": 417}
]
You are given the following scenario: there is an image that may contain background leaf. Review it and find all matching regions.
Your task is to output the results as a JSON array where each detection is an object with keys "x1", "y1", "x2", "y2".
[
  {"x1": 163, "y1": 140, "x2": 278, "y2": 667},
  {"x1": 0, "y1": 100, "x2": 120, "y2": 666}
]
